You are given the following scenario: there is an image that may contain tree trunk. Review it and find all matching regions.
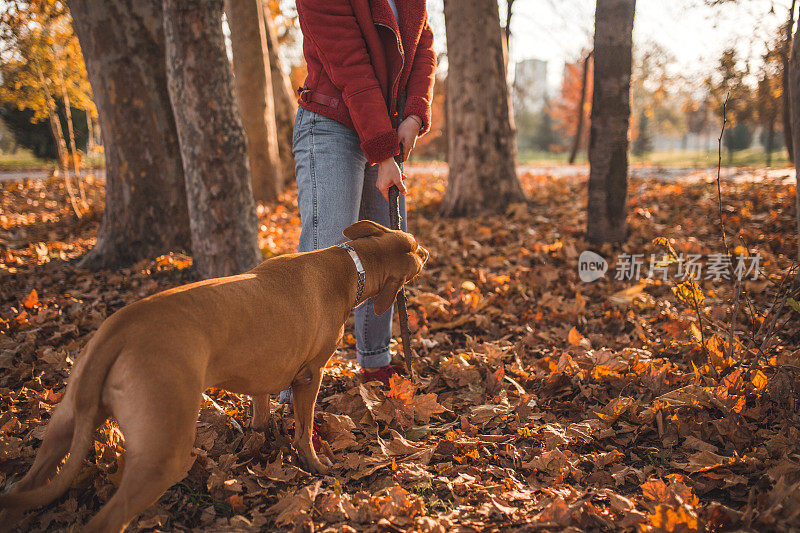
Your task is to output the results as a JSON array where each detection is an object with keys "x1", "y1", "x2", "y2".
[
  {"x1": 789, "y1": 22, "x2": 800, "y2": 261},
  {"x1": 34, "y1": 59, "x2": 82, "y2": 216},
  {"x1": 501, "y1": 31, "x2": 516, "y2": 143},
  {"x1": 504, "y1": 0, "x2": 515, "y2": 54},
  {"x1": 766, "y1": 116, "x2": 775, "y2": 167},
  {"x1": 783, "y1": 0, "x2": 796, "y2": 164},
  {"x1": 226, "y1": 0, "x2": 282, "y2": 203},
  {"x1": 441, "y1": 0, "x2": 524, "y2": 217},
  {"x1": 69, "y1": 0, "x2": 192, "y2": 268},
  {"x1": 569, "y1": 51, "x2": 593, "y2": 165},
  {"x1": 502, "y1": 0, "x2": 515, "y2": 139},
  {"x1": 163, "y1": 0, "x2": 261, "y2": 278},
  {"x1": 586, "y1": 0, "x2": 635, "y2": 244},
  {"x1": 86, "y1": 111, "x2": 95, "y2": 153},
  {"x1": 264, "y1": 6, "x2": 297, "y2": 185},
  {"x1": 56, "y1": 67, "x2": 88, "y2": 203}
]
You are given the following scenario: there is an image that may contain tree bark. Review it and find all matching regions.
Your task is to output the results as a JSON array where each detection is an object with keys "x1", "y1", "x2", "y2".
[
  {"x1": 504, "y1": 0, "x2": 515, "y2": 54},
  {"x1": 789, "y1": 22, "x2": 800, "y2": 261},
  {"x1": 441, "y1": 0, "x2": 524, "y2": 217},
  {"x1": 766, "y1": 116, "x2": 775, "y2": 167},
  {"x1": 586, "y1": 0, "x2": 636, "y2": 244},
  {"x1": 86, "y1": 110, "x2": 95, "y2": 153},
  {"x1": 34, "y1": 59, "x2": 82, "y2": 216},
  {"x1": 782, "y1": 0, "x2": 796, "y2": 164},
  {"x1": 263, "y1": 6, "x2": 297, "y2": 185},
  {"x1": 569, "y1": 51, "x2": 593, "y2": 165},
  {"x1": 226, "y1": 0, "x2": 282, "y2": 202},
  {"x1": 56, "y1": 66, "x2": 88, "y2": 203},
  {"x1": 69, "y1": 0, "x2": 192, "y2": 268},
  {"x1": 164, "y1": 0, "x2": 261, "y2": 278}
]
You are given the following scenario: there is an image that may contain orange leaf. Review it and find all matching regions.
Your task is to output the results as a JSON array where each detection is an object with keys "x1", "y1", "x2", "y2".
[
  {"x1": 22, "y1": 289, "x2": 39, "y2": 309},
  {"x1": 567, "y1": 327, "x2": 585, "y2": 347},
  {"x1": 228, "y1": 494, "x2": 245, "y2": 512},
  {"x1": 39, "y1": 389, "x2": 62, "y2": 404}
]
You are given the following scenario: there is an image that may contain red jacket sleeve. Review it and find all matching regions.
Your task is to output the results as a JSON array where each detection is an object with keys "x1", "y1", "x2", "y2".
[
  {"x1": 403, "y1": 20, "x2": 436, "y2": 135},
  {"x1": 296, "y1": 0, "x2": 400, "y2": 164}
]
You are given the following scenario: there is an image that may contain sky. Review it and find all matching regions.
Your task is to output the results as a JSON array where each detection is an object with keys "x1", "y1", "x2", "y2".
[{"x1": 423, "y1": 0, "x2": 791, "y2": 92}]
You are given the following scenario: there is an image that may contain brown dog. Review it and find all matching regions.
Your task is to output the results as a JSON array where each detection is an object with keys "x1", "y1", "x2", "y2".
[{"x1": 0, "y1": 221, "x2": 428, "y2": 533}]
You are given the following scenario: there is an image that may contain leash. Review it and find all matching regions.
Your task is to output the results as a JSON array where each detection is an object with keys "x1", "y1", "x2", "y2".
[{"x1": 389, "y1": 143, "x2": 414, "y2": 375}]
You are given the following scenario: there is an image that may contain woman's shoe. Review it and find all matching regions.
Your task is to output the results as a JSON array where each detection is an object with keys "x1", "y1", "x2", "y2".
[{"x1": 361, "y1": 364, "x2": 404, "y2": 387}]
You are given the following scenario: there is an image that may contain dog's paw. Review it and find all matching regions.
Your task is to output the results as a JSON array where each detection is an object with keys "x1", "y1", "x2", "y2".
[
  {"x1": 250, "y1": 416, "x2": 270, "y2": 431},
  {"x1": 310, "y1": 459, "x2": 330, "y2": 475},
  {"x1": 299, "y1": 451, "x2": 331, "y2": 475}
]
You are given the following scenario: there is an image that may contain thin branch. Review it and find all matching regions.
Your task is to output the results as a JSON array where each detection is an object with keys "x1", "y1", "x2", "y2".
[{"x1": 716, "y1": 95, "x2": 729, "y2": 255}]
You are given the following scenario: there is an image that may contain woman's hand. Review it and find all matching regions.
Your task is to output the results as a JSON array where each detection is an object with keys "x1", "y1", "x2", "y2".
[
  {"x1": 397, "y1": 115, "x2": 422, "y2": 160},
  {"x1": 375, "y1": 157, "x2": 406, "y2": 202}
]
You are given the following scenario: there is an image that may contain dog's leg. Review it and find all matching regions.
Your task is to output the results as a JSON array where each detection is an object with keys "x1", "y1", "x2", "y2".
[
  {"x1": 0, "y1": 401, "x2": 86, "y2": 527},
  {"x1": 291, "y1": 366, "x2": 329, "y2": 474},
  {"x1": 82, "y1": 390, "x2": 200, "y2": 533},
  {"x1": 251, "y1": 394, "x2": 270, "y2": 430},
  {"x1": 9, "y1": 403, "x2": 75, "y2": 494}
]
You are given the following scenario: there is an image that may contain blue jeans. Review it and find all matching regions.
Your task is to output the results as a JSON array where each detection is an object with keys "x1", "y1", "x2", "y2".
[{"x1": 294, "y1": 106, "x2": 406, "y2": 368}]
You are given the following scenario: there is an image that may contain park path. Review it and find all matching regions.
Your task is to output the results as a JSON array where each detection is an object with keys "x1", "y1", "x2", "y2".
[
  {"x1": 403, "y1": 164, "x2": 795, "y2": 184},
  {"x1": 0, "y1": 165, "x2": 794, "y2": 184},
  {"x1": 0, "y1": 169, "x2": 106, "y2": 182}
]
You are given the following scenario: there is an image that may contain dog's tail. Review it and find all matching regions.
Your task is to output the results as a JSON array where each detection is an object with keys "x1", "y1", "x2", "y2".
[{"x1": 0, "y1": 335, "x2": 120, "y2": 511}]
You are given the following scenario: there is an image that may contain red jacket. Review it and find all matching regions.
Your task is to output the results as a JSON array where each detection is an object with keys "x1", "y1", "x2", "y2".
[{"x1": 295, "y1": 0, "x2": 436, "y2": 164}]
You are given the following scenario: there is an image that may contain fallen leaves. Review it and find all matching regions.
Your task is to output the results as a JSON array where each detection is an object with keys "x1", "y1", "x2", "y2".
[
  {"x1": 359, "y1": 375, "x2": 445, "y2": 428},
  {"x1": 1, "y1": 169, "x2": 799, "y2": 531}
]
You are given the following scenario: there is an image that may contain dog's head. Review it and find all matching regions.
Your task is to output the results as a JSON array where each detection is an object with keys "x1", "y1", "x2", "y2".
[{"x1": 343, "y1": 220, "x2": 429, "y2": 315}]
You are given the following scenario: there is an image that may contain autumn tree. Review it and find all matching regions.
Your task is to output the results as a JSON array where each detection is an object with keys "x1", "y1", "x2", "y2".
[
  {"x1": 757, "y1": 43, "x2": 783, "y2": 166},
  {"x1": 781, "y1": 0, "x2": 796, "y2": 163},
  {"x1": 163, "y1": 0, "x2": 261, "y2": 278},
  {"x1": 569, "y1": 52, "x2": 593, "y2": 164},
  {"x1": 631, "y1": 109, "x2": 652, "y2": 156},
  {"x1": 0, "y1": 0, "x2": 93, "y2": 212},
  {"x1": 627, "y1": 43, "x2": 689, "y2": 159},
  {"x1": 711, "y1": 0, "x2": 796, "y2": 161},
  {"x1": 263, "y1": 6, "x2": 298, "y2": 184},
  {"x1": 548, "y1": 54, "x2": 593, "y2": 160},
  {"x1": 226, "y1": 0, "x2": 282, "y2": 202},
  {"x1": 708, "y1": 48, "x2": 756, "y2": 163},
  {"x1": 586, "y1": 0, "x2": 636, "y2": 244},
  {"x1": 414, "y1": 72, "x2": 447, "y2": 160},
  {"x1": 70, "y1": 0, "x2": 192, "y2": 267},
  {"x1": 441, "y1": 0, "x2": 525, "y2": 217},
  {"x1": 682, "y1": 96, "x2": 711, "y2": 151},
  {"x1": 789, "y1": 12, "x2": 800, "y2": 260}
]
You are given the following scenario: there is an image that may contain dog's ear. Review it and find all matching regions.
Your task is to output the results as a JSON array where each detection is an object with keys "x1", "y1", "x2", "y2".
[
  {"x1": 343, "y1": 220, "x2": 389, "y2": 240},
  {"x1": 373, "y1": 275, "x2": 404, "y2": 316}
]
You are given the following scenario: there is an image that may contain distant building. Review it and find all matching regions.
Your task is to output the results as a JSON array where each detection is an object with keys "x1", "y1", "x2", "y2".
[{"x1": 513, "y1": 58, "x2": 547, "y2": 113}]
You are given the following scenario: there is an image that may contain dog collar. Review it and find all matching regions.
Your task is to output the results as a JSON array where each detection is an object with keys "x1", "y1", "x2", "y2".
[{"x1": 338, "y1": 242, "x2": 365, "y2": 308}]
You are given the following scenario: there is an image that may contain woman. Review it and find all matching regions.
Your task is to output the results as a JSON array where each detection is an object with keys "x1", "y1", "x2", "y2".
[{"x1": 287, "y1": 0, "x2": 436, "y2": 391}]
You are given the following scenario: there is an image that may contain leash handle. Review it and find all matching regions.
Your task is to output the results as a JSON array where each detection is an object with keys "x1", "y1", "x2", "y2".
[
  {"x1": 389, "y1": 143, "x2": 413, "y2": 374},
  {"x1": 388, "y1": 143, "x2": 404, "y2": 231}
]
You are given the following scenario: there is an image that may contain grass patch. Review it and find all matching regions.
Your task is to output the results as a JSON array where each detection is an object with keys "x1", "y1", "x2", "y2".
[
  {"x1": 0, "y1": 149, "x2": 105, "y2": 171},
  {"x1": 517, "y1": 148, "x2": 791, "y2": 168}
]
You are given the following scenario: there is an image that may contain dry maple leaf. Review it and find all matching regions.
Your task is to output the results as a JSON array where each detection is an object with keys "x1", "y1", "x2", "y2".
[
  {"x1": 319, "y1": 412, "x2": 358, "y2": 451},
  {"x1": 644, "y1": 504, "x2": 700, "y2": 533},
  {"x1": 267, "y1": 481, "x2": 322, "y2": 525},
  {"x1": 3, "y1": 167, "x2": 799, "y2": 532},
  {"x1": 22, "y1": 289, "x2": 39, "y2": 309},
  {"x1": 378, "y1": 429, "x2": 427, "y2": 456},
  {"x1": 360, "y1": 376, "x2": 444, "y2": 428},
  {"x1": 371, "y1": 485, "x2": 425, "y2": 520}
]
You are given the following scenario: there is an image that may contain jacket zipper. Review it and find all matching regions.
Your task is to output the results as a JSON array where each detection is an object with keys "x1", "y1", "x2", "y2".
[{"x1": 375, "y1": 21, "x2": 404, "y2": 127}]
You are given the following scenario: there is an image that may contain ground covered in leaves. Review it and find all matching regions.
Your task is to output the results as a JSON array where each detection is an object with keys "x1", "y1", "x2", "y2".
[{"x1": 1, "y1": 166, "x2": 800, "y2": 532}]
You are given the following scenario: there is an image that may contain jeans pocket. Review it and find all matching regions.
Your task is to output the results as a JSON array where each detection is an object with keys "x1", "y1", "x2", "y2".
[{"x1": 293, "y1": 107, "x2": 307, "y2": 146}]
